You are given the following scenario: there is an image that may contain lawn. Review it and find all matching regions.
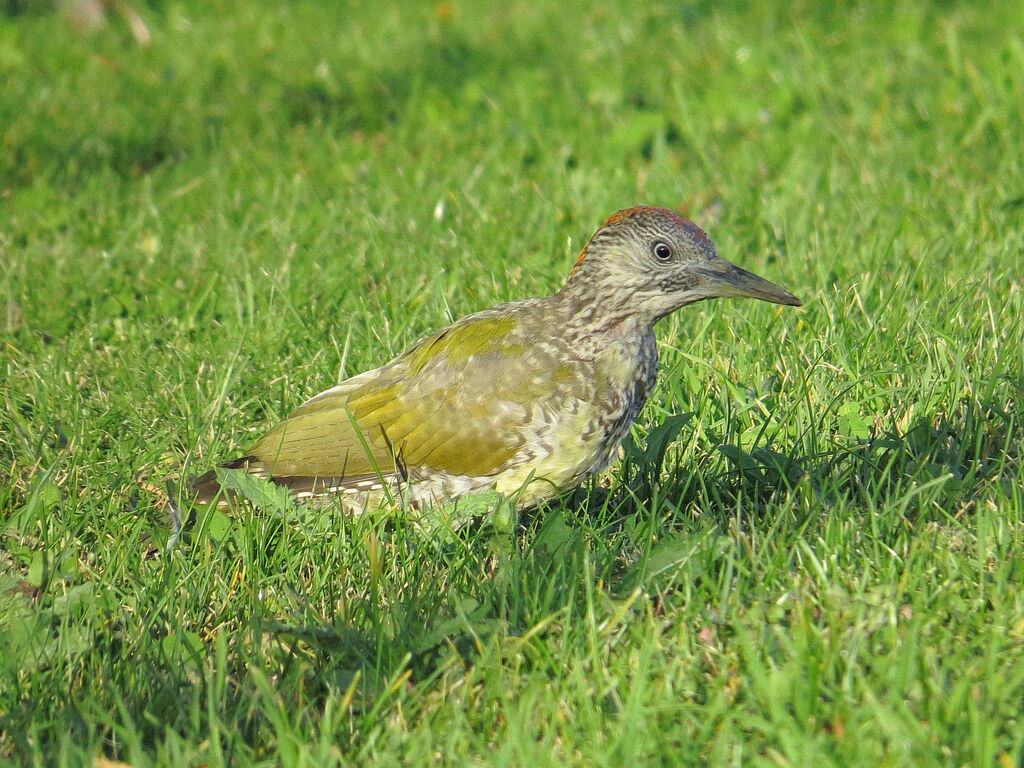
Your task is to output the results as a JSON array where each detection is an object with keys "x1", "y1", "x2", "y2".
[{"x1": 2, "y1": 0, "x2": 1023, "y2": 765}]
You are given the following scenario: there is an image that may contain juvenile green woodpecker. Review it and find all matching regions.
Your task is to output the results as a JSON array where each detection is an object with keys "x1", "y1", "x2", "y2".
[{"x1": 193, "y1": 206, "x2": 801, "y2": 511}]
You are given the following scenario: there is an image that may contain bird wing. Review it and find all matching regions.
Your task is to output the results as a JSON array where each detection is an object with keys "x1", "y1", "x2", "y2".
[{"x1": 247, "y1": 309, "x2": 585, "y2": 491}]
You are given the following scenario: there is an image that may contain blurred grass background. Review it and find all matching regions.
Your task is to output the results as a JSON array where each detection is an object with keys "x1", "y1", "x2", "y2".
[{"x1": 2, "y1": 0, "x2": 1023, "y2": 765}]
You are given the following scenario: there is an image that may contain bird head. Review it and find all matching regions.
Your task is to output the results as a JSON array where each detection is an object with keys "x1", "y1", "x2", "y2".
[{"x1": 563, "y1": 206, "x2": 801, "y2": 324}]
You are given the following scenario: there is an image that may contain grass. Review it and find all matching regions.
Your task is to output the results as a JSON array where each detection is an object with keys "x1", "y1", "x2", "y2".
[{"x1": 2, "y1": 0, "x2": 1024, "y2": 764}]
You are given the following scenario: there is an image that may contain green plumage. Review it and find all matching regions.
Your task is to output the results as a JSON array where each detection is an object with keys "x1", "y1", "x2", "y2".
[
  {"x1": 193, "y1": 206, "x2": 801, "y2": 512},
  {"x1": 252, "y1": 308, "x2": 571, "y2": 479}
]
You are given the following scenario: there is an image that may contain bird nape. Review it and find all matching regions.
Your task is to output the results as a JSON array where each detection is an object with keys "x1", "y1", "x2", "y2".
[{"x1": 192, "y1": 206, "x2": 801, "y2": 514}]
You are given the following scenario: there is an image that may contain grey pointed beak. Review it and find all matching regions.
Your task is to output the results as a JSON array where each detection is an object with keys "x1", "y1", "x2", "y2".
[{"x1": 699, "y1": 259, "x2": 802, "y2": 306}]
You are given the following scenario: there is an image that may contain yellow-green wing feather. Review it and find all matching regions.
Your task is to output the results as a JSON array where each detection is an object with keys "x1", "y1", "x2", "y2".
[
  {"x1": 250, "y1": 381, "x2": 396, "y2": 479},
  {"x1": 248, "y1": 308, "x2": 583, "y2": 486}
]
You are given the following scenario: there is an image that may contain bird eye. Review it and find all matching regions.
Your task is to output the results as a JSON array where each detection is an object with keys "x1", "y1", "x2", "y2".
[{"x1": 652, "y1": 241, "x2": 673, "y2": 262}]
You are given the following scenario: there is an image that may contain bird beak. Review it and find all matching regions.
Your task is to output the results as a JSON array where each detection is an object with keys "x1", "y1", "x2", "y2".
[{"x1": 698, "y1": 259, "x2": 802, "y2": 306}]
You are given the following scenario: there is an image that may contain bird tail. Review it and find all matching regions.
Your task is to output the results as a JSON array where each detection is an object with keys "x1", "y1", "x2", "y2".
[
  {"x1": 190, "y1": 455, "x2": 267, "y2": 505},
  {"x1": 190, "y1": 458, "x2": 391, "y2": 506}
]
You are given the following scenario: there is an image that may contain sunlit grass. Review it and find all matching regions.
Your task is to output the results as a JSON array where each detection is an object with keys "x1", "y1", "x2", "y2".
[{"x1": 2, "y1": 1, "x2": 1023, "y2": 765}]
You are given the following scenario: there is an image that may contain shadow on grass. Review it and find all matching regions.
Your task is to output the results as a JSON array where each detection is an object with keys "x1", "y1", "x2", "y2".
[
  {"x1": 2, "y1": 392, "x2": 1018, "y2": 761},
  {"x1": 219, "y1": 392, "x2": 1021, "y2": 720},
  {"x1": 603, "y1": 391, "x2": 1021, "y2": 532}
]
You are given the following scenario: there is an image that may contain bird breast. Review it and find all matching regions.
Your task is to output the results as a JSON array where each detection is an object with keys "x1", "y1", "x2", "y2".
[{"x1": 592, "y1": 328, "x2": 659, "y2": 457}]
